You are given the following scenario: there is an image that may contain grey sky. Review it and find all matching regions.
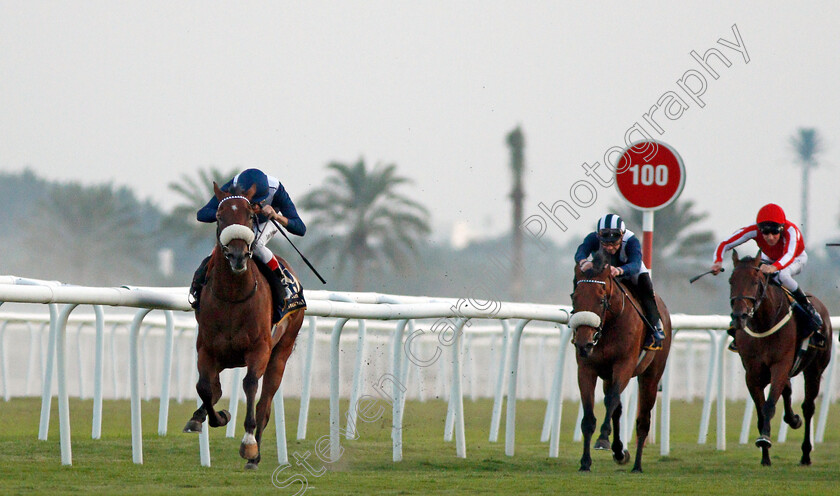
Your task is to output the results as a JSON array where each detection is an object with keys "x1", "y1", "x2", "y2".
[{"x1": 2, "y1": 1, "x2": 839, "y2": 253}]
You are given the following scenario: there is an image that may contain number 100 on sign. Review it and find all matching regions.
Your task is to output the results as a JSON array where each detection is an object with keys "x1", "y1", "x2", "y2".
[{"x1": 615, "y1": 141, "x2": 685, "y2": 211}]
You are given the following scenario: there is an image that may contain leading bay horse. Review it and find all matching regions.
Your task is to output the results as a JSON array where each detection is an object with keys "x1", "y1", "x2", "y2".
[
  {"x1": 183, "y1": 182, "x2": 305, "y2": 470},
  {"x1": 728, "y1": 250, "x2": 832, "y2": 466},
  {"x1": 570, "y1": 250, "x2": 671, "y2": 472}
]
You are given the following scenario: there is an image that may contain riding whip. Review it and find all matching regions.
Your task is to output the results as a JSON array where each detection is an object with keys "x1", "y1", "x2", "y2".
[
  {"x1": 270, "y1": 219, "x2": 327, "y2": 284},
  {"x1": 689, "y1": 267, "x2": 724, "y2": 284}
]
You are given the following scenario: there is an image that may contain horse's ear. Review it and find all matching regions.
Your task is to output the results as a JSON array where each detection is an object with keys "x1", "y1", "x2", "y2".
[
  {"x1": 213, "y1": 182, "x2": 225, "y2": 200},
  {"x1": 754, "y1": 250, "x2": 762, "y2": 267},
  {"x1": 731, "y1": 249, "x2": 739, "y2": 264},
  {"x1": 244, "y1": 183, "x2": 257, "y2": 202}
]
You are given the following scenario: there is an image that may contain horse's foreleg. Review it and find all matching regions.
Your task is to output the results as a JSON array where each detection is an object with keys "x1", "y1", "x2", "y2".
[
  {"x1": 800, "y1": 368, "x2": 823, "y2": 466},
  {"x1": 781, "y1": 380, "x2": 802, "y2": 430},
  {"x1": 240, "y1": 349, "x2": 270, "y2": 465},
  {"x1": 744, "y1": 372, "x2": 770, "y2": 465},
  {"x1": 577, "y1": 368, "x2": 598, "y2": 472},
  {"x1": 185, "y1": 352, "x2": 229, "y2": 432},
  {"x1": 757, "y1": 364, "x2": 787, "y2": 466}
]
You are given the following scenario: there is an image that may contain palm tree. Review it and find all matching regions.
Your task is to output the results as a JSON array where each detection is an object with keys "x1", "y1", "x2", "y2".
[
  {"x1": 790, "y1": 128, "x2": 823, "y2": 238},
  {"x1": 299, "y1": 159, "x2": 431, "y2": 291},
  {"x1": 164, "y1": 166, "x2": 240, "y2": 246},
  {"x1": 507, "y1": 126, "x2": 525, "y2": 301},
  {"x1": 26, "y1": 182, "x2": 155, "y2": 285}
]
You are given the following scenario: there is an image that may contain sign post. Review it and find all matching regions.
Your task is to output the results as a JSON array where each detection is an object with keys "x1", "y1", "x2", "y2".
[{"x1": 614, "y1": 140, "x2": 686, "y2": 271}]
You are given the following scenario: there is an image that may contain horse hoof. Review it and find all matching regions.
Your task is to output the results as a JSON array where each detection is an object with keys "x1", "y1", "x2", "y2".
[
  {"x1": 614, "y1": 449, "x2": 630, "y2": 465},
  {"x1": 786, "y1": 415, "x2": 803, "y2": 430},
  {"x1": 219, "y1": 410, "x2": 231, "y2": 426},
  {"x1": 755, "y1": 436, "x2": 772, "y2": 449},
  {"x1": 631, "y1": 467, "x2": 643, "y2": 473},
  {"x1": 244, "y1": 462, "x2": 259, "y2": 470},
  {"x1": 183, "y1": 420, "x2": 202, "y2": 433},
  {"x1": 800, "y1": 458, "x2": 811, "y2": 466},
  {"x1": 240, "y1": 442, "x2": 259, "y2": 460},
  {"x1": 579, "y1": 467, "x2": 591, "y2": 472},
  {"x1": 594, "y1": 438, "x2": 610, "y2": 450}
]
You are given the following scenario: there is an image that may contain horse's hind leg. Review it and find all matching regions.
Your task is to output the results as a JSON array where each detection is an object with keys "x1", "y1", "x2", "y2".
[
  {"x1": 246, "y1": 340, "x2": 296, "y2": 469},
  {"x1": 781, "y1": 380, "x2": 802, "y2": 429},
  {"x1": 603, "y1": 381, "x2": 629, "y2": 465},
  {"x1": 800, "y1": 367, "x2": 823, "y2": 465},
  {"x1": 631, "y1": 375, "x2": 659, "y2": 473}
]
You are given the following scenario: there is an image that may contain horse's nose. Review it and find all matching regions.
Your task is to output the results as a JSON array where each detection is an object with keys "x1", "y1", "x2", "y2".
[{"x1": 578, "y1": 342, "x2": 594, "y2": 358}]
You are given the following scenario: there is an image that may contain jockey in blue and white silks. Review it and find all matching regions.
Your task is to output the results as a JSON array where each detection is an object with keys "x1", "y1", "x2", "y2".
[{"x1": 574, "y1": 213, "x2": 664, "y2": 351}]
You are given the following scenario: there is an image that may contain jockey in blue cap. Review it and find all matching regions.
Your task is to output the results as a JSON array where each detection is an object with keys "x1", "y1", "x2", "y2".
[
  {"x1": 574, "y1": 214, "x2": 665, "y2": 351},
  {"x1": 189, "y1": 168, "x2": 306, "y2": 320}
]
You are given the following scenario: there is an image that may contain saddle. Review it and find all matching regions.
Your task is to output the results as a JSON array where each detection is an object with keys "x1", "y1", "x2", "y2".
[
  {"x1": 253, "y1": 257, "x2": 306, "y2": 325},
  {"x1": 777, "y1": 285, "x2": 826, "y2": 350}
]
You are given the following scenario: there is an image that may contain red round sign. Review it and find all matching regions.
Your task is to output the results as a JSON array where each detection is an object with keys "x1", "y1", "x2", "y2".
[{"x1": 614, "y1": 140, "x2": 685, "y2": 210}]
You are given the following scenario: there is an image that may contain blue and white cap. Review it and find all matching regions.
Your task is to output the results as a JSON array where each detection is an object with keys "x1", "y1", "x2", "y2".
[
  {"x1": 231, "y1": 169, "x2": 270, "y2": 204},
  {"x1": 596, "y1": 214, "x2": 625, "y2": 242}
]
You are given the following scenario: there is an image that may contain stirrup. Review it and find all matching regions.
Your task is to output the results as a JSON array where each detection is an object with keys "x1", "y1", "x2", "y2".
[{"x1": 643, "y1": 334, "x2": 663, "y2": 351}]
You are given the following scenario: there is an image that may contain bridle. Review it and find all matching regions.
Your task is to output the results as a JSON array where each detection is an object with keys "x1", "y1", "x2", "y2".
[
  {"x1": 730, "y1": 265, "x2": 770, "y2": 321},
  {"x1": 572, "y1": 275, "x2": 622, "y2": 346},
  {"x1": 216, "y1": 195, "x2": 258, "y2": 259}
]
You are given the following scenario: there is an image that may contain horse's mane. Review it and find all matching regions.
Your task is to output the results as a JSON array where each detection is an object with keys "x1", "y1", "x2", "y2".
[{"x1": 583, "y1": 250, "x2": 609, "y2": 277}]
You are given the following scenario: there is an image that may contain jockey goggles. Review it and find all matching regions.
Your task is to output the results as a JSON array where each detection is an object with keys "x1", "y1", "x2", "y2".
[
  {"x1": 758, "y1": 222, "x2": 783, "y2": 235},
  {"x1": 597, "y1": 229, "x2": 623, "y2": 243}
]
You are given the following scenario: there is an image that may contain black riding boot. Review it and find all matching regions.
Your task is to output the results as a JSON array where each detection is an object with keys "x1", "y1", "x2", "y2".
[
  {"x1": 726, "y1": 322, "x2": 738, "y2": 352},
  {"x1": 270, "y1": 268, "x2": 288, "y2": 323},
  {"x1": 636, "y1": 274, "x2": 664, "y2": 351},
  {"x1": 791, "y1": 287, "x2": 825, "y2": 347},
  {"x1": 189, "y1": 256, "x2": 211, "y2": 311}
]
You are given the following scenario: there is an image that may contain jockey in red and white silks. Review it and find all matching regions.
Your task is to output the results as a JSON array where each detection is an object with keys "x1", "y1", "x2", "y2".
[
  {"x1": 712, "y1": 212, "x2": 805, "y2": 292},
  {"x1": 710, "y1": 203, "x2": 823, "y2": 350}
]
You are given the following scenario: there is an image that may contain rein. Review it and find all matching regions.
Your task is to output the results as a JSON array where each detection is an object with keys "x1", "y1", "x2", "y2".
[{"x1": 731, "y1": 267, "x2": 790, "y2": 338}]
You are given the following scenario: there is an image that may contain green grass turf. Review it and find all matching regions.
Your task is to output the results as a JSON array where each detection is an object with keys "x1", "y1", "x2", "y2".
[{"x1": 1, "y1": 396, "x2": 839, "y2": 495}]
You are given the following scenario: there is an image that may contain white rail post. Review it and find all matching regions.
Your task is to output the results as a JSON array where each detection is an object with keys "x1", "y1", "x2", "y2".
[
  {"x1": 198, "y1": 397, "x2": 210, "y2": 467},
  {"x1": 660, "y1": 343, "x2": 673, "y2": 455},
  {"x1": 489, "y1": 320, "x2": 511, "y2": 442},
  {"x1": 345, "y1": 319, "x2": 367, "y2": 439},
  {"x1": 329, "y1": 317, "x2": 350, "y2": 462},
  {"x1": 715, "y1": 332, "x2": 728, "y2": 451},
  {"x1": 56, "y1": 303, "x2": 79, "y2": 465},
  {"x1": 225, "y1": 367, "x2": 244, "y2": 438},
  {"x1": 130, "y1": 308, "x2": 153, "y2": 464},
  {"x1": 505, "y1": 319, "x2": 531, "y2": 456},
  {"x1": 815, "y1": 344, "x2": 837, "y2": 443},
  {"x1": 92, "y1": 305, "x2": 105, "y2": 439},
  {"x1": 158, "y1": 310, "x2": 175, "y2": 436},
  {"x1": 549, "y1": 325, "x2": 572, "y2": 457},
  {"x1": 698, "y1": 330, "x2": 721, "y2": 444},
  {"x1": 38, "y1": 303, "x2": 59, "y2": 440},
  {"x1": 274, "y1": 382, "x2": 288, "y2": 465},
  {"x1": 297, "y1": 316, "x2": 318, "y2": 440},
  {"x1": 390, "y1": 319, "x2": 409, "y2": 462},
  {"x1": 448, "y1": 318, "x2": 468, "y2": 458},
  {"x1": 739, "y1": 397, "x2": 754, "y2": 444}
]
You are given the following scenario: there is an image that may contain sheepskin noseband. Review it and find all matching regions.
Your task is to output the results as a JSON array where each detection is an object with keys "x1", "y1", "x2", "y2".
[
  {"x1": 568, "y1": 311, "x2": 601, "y2": 330},
  {"x1": 219, "y1": 224, "x2": 255, "y2": 246}
]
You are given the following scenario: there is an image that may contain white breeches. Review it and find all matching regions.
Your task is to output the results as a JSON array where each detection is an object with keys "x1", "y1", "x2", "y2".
[
  {"x1": 253, "y1": 220, "x2": 280, "y2": 265},
  {"x1": 762, "y1": 252, "x2": 807, "y2": 291}
]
